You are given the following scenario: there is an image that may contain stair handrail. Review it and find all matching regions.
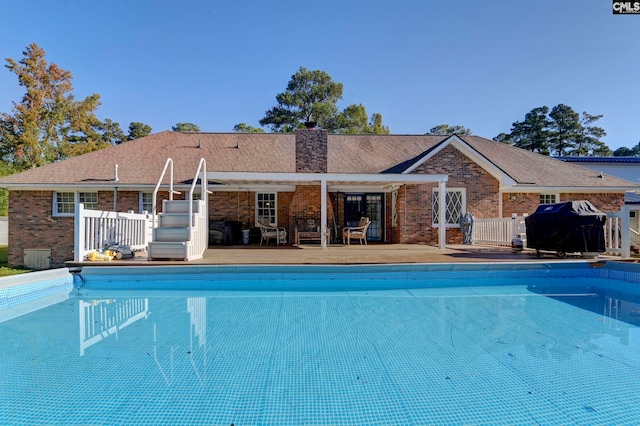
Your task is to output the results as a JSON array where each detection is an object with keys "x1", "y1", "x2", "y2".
[
  {"x1": 152, "y1": 158, "x2": 175, "y2": 228},
  {"x1": 187, "y1": 158, "x2": 209, "y2": 229}
]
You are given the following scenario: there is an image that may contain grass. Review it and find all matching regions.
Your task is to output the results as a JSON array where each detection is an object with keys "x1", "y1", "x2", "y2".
[{"x1": 0, "y1": 246, "x2": 30, "y2": 277}]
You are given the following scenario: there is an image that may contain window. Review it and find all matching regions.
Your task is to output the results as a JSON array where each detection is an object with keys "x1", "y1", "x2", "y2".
[
  {"x1": 53, "y1": 191, "x2": 98, "y2": 216},
  {"x1": 256, "y1": 193, "x2": 277, "y2": 225},
  {"x1": 79, "y1": 192, "x2": 98, "y2": 210},
  {"x1": 54, "y1": 192, "x2": 75, "y2": 216},
  {"x1": 540, "y1": 193, "x2": 557, "y2": 205},
  {"x1": 141, "y1": 192, "x2": 153, "y2": 213},
  {"x1": 432, "y1": 189, "x2": 465, "y2": 227}
]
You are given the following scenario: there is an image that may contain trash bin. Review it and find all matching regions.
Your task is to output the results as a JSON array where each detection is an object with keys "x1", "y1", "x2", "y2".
[
  {"x1": 524, "y1": 200, "x2": 606, "y2": 257},
  {"x1": 242, "y1": 229, "x2": 250, "y2": 245}
]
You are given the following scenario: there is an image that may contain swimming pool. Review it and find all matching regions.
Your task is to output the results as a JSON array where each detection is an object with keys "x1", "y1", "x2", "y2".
[{"x1": 1, "y1": 262, "x2": 640, "y2": 425}]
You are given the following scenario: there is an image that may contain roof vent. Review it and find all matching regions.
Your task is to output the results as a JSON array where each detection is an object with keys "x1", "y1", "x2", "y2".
[{"x1": 114, "y1": 164, "x2": 119, "y2": 182}]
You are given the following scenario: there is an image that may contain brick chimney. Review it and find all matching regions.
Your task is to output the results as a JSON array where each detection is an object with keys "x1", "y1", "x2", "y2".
[{"x1": 295, "y1": 127, "x2": 328, "y2": 173}]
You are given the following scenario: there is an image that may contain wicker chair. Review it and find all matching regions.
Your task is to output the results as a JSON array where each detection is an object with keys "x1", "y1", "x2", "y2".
[
  {"x1": 256, "y1": 217, "x2": 287, "y2": 246},
  {"x1": 342, "y1": 217, "x2": 371, "y2": 246}
]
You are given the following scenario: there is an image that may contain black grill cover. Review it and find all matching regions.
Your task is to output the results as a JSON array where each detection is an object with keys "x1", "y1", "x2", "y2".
[{"x1": 525, "y1": 201, "x2": 606, "y2": 253}]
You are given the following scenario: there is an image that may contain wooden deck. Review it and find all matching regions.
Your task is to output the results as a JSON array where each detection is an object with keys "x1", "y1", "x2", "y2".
[{"x1": 69, "y1": 243, "x2": 618, "y2": 267}]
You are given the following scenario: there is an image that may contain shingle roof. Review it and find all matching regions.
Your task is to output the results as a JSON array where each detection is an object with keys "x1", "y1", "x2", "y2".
[{"x1": 0, "y1": 131, "x2": 636, "y2": 190}]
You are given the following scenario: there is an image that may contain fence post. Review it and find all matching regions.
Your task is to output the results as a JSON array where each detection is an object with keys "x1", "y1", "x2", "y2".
[
  {"x1": 622, "y1": 205, "x2": 631, "y2": 258},
  {"x1": 74, "y1": 203, "x2": 85, "y2": 262}
]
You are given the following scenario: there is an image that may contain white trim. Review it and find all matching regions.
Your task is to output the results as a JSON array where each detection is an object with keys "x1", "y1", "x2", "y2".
[
  {"x1": 206, "y1": 171, "x2": 448, "y2": 185},
  {"x1": 503, "y1": 186, "x2": 634, "y2": 193}
]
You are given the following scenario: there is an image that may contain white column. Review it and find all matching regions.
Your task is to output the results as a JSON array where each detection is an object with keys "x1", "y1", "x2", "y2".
[
  {"x1": 438, "y1": 180, "x2": 447, "y2": 250},
  {"x1": 622, "y1": 204, "x2": 631, "y2": 258},
  {"x1": 74, "y1": 203, "x2": 85, "y2": 262},
  {"x1": 321, "y1": 179, "x2": 328, "y2": 249}
]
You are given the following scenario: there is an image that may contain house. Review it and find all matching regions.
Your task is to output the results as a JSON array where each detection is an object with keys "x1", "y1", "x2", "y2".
[{"x1": 0, "y1": 128, "x2": 637, "y2": 268}]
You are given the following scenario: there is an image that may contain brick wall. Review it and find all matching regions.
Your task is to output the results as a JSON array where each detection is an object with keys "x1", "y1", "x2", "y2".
[
  {"x1": 502, "y1": 192, "x2": 625, "y2": 216},
  {"x1": 8, "y1": 190, "x2": 74, "y2": 268},
  {"x1": 296, "y1": 129, "x2": 328, "y2": 173},
  {"x1": 396, "y1": 146, "x2": 500, "y2": 245}
]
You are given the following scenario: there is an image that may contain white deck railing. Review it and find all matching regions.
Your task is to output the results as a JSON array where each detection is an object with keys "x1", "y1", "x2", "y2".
[
  {"x1": 79, "y1": 298, "x2": 149, "y2": 356},
  {"x1": 471, "y1": 207, "x2": 638, "y2": 258},
  {"x1": 186, "y1": 158, "x2": 209, "y2": 261},
  {"x1": 471, "y1": 214, "x2": 527, "y2": 246},
  {"x1": 74, "y1": 204, "x2": 152, "y2": 261}
]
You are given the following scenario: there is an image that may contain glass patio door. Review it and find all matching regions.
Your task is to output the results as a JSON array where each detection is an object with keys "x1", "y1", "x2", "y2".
[{"x1": 344, "y1": 193, "x2": 383, "y2": 241}]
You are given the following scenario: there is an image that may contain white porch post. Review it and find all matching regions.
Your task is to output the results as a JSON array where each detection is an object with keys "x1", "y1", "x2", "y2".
[
  {"x1": 438, "y1": 180, "x2": 447, "y2": 250},
  {"x1": 321, "y1": 178, "x2": 328, "y2": 249},
  {"x1": 621, "y1": 204, "x2": 631, "y2": 258},
  {"x1": 74, "y1": 203, "x2": 85, "y2": 262}
]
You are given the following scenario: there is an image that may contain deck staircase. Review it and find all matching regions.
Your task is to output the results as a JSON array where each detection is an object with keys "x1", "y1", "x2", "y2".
[{"x1": 147, "y1": 158, "x2": 209, "y2": 261}]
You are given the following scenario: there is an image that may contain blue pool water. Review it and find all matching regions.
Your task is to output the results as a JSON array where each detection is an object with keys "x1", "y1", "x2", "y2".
[{"x1": 1, "y1": 262, "x2": 640, "y2": 425}]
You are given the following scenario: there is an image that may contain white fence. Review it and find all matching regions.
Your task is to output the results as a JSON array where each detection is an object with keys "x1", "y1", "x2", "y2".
[
  {"x1": 74, "y1": 204, "x2": 153, "y2": 262},
  {"x1": 471, "y1": 214, "x2": 527, "y2": 246},
  {"x1": 471, "y1": 207, "x2": 640, "y2": 258},
  {"x1": 0, "y1": 217, "x2": 7, "y2": 245}
]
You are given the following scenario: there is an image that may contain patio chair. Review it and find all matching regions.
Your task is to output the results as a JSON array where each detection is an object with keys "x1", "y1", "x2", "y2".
[
  {"x1": 256, "y1": 217, "x2": 287, "y2": 246},
  {"x1": 342, "y1": 217, "x2": 371, "y2": 246}
]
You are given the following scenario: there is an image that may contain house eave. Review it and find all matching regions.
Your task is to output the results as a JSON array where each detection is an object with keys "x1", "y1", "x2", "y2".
[{"x1": 501, "y1": 186, "x2": 638, "y2": 193}]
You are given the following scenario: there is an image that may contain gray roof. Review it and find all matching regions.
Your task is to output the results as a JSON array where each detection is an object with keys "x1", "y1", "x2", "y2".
[{"x1": 0, "y1": 131, "x2": 636, "y2": 191}]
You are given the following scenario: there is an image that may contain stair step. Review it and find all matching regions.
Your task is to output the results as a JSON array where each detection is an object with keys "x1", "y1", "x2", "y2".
[
  {"x1": 163, "y1": 200, "x2": 200, "y2": 214},
  {"x1": 153, "y1": 227, "x2": 190, "y2": 242},
  {"x1": 148, "y1": 241, "x2": 188, "y2": 260},
  {"x1": 158, "y1": 213, "x2": 190, "y2": 227}
]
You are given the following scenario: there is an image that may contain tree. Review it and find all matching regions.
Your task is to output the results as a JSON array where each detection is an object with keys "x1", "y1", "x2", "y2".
[
  {"x1": 426, "y1": 124, "x2": 472, "y2": 136},
  {"x1": 259, "y1": 67, "x2": 344, "y2": 132},
  {"x1": 0, "y1": 43, "x2": 107, "y2": 170},
  {"x1": 172, "y1": 122, "x2": 200, "y2": 132},
  {"x1": 574, "y1": 112, "x2": 610, "y2": 156},
  {"x1": 507, "y1": 106, "x2": 551, "y2": 155},
  {"x1": 127, "y1": 122, "x2": 152, "y2": 140},
  {"x1": 548, "y1": 104, "x2": 581, "y2": 156},
  {"x1": 613, "y1": 141, "x2": 640, "y2": 156},
  {"x1": 613, "y1": 146, "x2": 637, "y2": 156},
  {"x1": 493, "y1": 133, "x2": 513, "y2": 144},
  {"x1": 333, "y1": 104, "x2": 390, "y2": 134},
  {"x1": 232, "y1": 123, "x2": 265, "y2": 133}
]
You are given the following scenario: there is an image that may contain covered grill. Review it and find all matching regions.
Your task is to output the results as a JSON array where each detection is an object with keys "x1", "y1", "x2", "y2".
[{"x1": 524, "y1": 201, "x2": 606, "y2": 257}]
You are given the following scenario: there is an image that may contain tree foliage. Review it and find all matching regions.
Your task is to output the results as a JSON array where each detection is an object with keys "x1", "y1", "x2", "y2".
[
  {"x1": 258, "y1": 67, "x2": 389, "y2": 134},
  {"x1": 0, "y1": 43, "x2": 113, "y2": 170},
  {"x1": 497, "y1": 104, "x2": 609, "y2": 156},
  {"x1": 426, "y1": 124, "x2": 472, "y2": 136},
  {"x1": 172, "y1": 122, "x2": 200, "y2": 132},
  {"x1": 260, "y1": 67, "x2": 343, "y2": 132},
  {"x1": 333, "y1": 104, "x2": 390, "y2": 134},
  {"x1": 232, "y1": 123, "x2": 265, "y2": 133},
  {"x1": 613, "y1": 141, "x2": 640, "y2": 156},
  {"x1": 127, "y1": 122, "x2": 152, "y2": 140}
]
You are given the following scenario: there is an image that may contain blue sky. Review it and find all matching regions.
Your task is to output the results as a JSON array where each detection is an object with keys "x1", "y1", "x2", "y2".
[{"x1": 1, "y1": 0, "x2": 639, "y2": 150}]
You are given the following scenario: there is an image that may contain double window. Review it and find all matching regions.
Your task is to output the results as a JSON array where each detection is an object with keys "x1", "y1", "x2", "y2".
[
  {"x1": 256, "y1": 193, "x2": 277, "y2": 225},
  {"x1": 53, "y1": 192, "x2": 98, "y2": 216},
  {"x1": 432, "y1": 188, "x2": 466, "y2": 227}
]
